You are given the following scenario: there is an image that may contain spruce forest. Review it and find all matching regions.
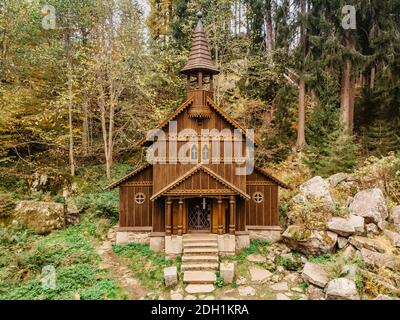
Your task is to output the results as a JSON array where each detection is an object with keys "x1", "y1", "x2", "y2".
[{"x1": 0, "y1": 0, "x2": 399, "y2": 301}]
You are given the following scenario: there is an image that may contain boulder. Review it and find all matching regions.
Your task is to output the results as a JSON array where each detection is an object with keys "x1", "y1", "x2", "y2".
[
  {"x1": 348, "y1": 188, "x2": 388, "y2": 224},
  {"x1": 275, "y1": 293, "x2": 291, "y2": 300},
  {"x1": 337, "y1": 237, "x2": 348, "y2": 249},
  {"x1": 366, "y1": 223, "x2": 379, "y2": 235},
  {"x1": 291, "y1": 194, "x2": 309, "y2": 205},
  {"x1": 282, "y1": 225, "x2": 337, "y2": 256},
  {"x1": 325, "y1": 278, "x2": 359, "y2": 300},
  {"x1": 327, "y1": 217, "x2": 355, "y2": 237},
  {"x1": 327, "y1": 173, "x2": 348, "y2": 187},
  {"x1": 238, "y1": 286, "x2": 256, "y2": 297},
  {"x1": 246, "y1": 254, "x2": 265, "y2": 263},
  {"x1": 392, "y1": 206, "x2": 400, "y2": 225},
  {"x1": 341, "y1": 264, "x2": 357, "y2": 281},
  {"x1": 360, "y1": 248, "x2": 400, "y2": 272},
  {"x1": 347, "y1": 215, "x2": 365, "y2": 234},
  {"x1": 348, "y1": 236, "x2": 386, "y2": 253},
  {"x1": 249, "y1": 267, "x2": 272, "y2": 283},
  {"x1": 301, "y1": 262, "x2": 329, "y2": 288},
  {"x1": 270, "y1": 282, "x2": 289, "y2": 292},
  {"x1": 306, "y1": 284, "x2": 325, "y2": 300},
  {"x1": 383, "y1": 230, "x2": 400, "y2": 248},
  {"x1": 299, "y1": 176, "x2": 334, "y2": 205},
  {"x1": 341, "y1": 245, "x2": 356, "y2": 260},
  {"x1": 14, "y1": 201, "x2": 65, "y2": 234}
]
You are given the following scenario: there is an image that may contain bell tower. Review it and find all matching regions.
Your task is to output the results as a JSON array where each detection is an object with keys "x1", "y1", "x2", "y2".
[{"x1": 181, "y1": 12, "x2": 219, "y2": 119}]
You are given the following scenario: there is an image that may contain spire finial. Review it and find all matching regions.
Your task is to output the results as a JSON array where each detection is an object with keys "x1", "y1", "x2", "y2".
[{"x1": 196, "y1": 11, "x2": 203, "y2": 20}]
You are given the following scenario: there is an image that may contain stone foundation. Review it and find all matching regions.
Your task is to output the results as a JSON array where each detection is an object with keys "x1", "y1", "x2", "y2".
[
  {"x1": 150, "y1": 236, "x2": 165, "y2": 252},
  {"x1": 116, "y1": 231, "x2": 150, "y2": 245},
  {"x1": 236, "y1": 233, "x2": 250, "y2": 250},
  {"x1": 218, "y1": 234, "x2": 236, "y2": 256},
  {"x1": 247, "y1": 226, "x2": 282, "y2": 243},
  {"x1": 165, "y1": 235, "x2": 183, "y2": 257}
]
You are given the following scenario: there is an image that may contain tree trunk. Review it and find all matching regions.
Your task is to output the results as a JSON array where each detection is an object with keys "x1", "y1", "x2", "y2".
[
  {"x1": 65, "y1": 30, "x2": 75, "y2": 176},
  {"x1": 340, "y1": 58, "x2": 352, "y2": 131},
  {"x1": 296, "y1": 79, "x2": 306, "y2": 151},
  {"x1": 265, "y1": 0, "x2": 274, "y2": 51},
  {"x1": 82, "y1": 98, "x2": 89, "y2": 156},
  {"x1": 99, "y1": 91, "x2": 111, "y2": 179},
  {"x1": 370, "y1": 65, "x2": 376, "y2": 89},
  {"x1": 296, "y1": 0, "x2": 307, "y2": 152}
]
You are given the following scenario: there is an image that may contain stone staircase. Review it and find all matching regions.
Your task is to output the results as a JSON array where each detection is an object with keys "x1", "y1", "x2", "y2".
[{"x1": 182, "y1": 234, "x2": 219, "y2": 293}]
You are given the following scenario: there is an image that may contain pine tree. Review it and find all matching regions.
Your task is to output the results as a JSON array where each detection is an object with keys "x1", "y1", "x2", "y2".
[
  {"x1": 362, "y1": 120, "x2": 400, "y2": 156},
  {"x1": 304, "y1": 129, "x2": 359, "y2": 177}
]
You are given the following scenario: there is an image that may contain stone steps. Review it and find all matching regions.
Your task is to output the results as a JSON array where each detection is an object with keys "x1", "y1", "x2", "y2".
[
  {"x1": 181, "y1": 262, "x2": 219, "y2": 271},
  {"x1": 183, "y1": 247, "x2": 219, "y2": 255},
  {"x1": 183, "y1": 271, "x2": 217, "y2": 284},
  {"x1": 182, "y1": 234, "x2": 219, "y2": 291},
  {"x1": 183, "y1": 241, "x2": 218, "y2": 248},
  {"x1": 182, "y1": 255, "x2": 219, "y2": 263}
]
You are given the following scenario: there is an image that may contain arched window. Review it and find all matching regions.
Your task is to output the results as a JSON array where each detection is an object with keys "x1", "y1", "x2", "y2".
[
  {"x1": 135, "y1": 193, "x2": 146, "y2": 205},
  {"x1": 202, "y1": 144, "x2": 209, "y2": 162},
  {"x1": 191, "y1": 144, "x2": 198, "y2": 161},
  {"x1": 253, "y1": 192, "x2": 263, "y2": 204}
]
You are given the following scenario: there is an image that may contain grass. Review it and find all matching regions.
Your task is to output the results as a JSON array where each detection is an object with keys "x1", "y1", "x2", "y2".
[
  {"x1": 223, "y1": 239, "x2": 272, "y2": 263},
  {"x1": 112, "y1": 243, "x2": 178, "y2": 291},
  {"x1": 219, "y1": 240, "x2": 272, "y2": 284},
  {"x1": 275, "y1": 253, "x2": 303, "y2": 271},
  {"x1": 307, "y1": 253, "x2": 336, "y2": 264},
  {"x1": 0, "y1": 214, "x2": 125, "y2": 300}
]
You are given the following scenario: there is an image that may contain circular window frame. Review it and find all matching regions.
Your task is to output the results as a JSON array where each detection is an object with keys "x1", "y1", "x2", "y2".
[
  {"x1": 135, "y1": 193, "x2": 146, "y2": 205},
  {"x1": 253, "y1": 192, "x2": 264, "y2": 204}
]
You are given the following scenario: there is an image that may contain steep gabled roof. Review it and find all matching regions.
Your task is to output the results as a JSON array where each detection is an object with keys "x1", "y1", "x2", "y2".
[
  {"x1": 103, "y1": 163, "x2": 152, "y2": 191},
  {"x1": 136, "y1": 97, "x2": 258, "y2": 148},
  {"x1": 254, "y1": 166, "x2": 291, "y2": 190},
  {"x1": 150, "y1": 164, "x2": 251, "y2": 201}
]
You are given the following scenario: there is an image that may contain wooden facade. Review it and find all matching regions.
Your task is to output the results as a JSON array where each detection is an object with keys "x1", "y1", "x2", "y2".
[{"x1": 105, "y1": 17, "x2": 289, "y2": 237}]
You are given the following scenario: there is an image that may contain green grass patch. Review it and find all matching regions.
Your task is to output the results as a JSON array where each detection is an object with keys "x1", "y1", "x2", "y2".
[
  {"x1": 0, "y1": 215, "x2": 124, "y2": 300},
  {"x1": 275, "y1": 253, "x2": 303, "y2": 271},
  {"x1": 307, "y1": 253, "x2": 336, "y2": 264},
  {"x1": 223, "y1": 239, "x2": 271, "y2": 263},
  {"x1": 112, "y1": 243, "x2": 177, "y2": 291}
]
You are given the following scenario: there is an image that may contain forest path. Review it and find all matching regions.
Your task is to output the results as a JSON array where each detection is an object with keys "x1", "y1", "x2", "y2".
[{"x1": 95, "y1": 227, "x2": 147, "y2": 300}]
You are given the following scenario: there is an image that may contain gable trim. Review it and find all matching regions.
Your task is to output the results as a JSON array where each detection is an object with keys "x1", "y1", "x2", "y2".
[
  {"x1": 136, "y1": 96, "x2": 257, "y2": 147},
  {"x1": 103, "y1": 163, "x2": 152, "y2": 191},
  {"x1": 150, "y1": 164, "x2": 251, "y2": 201}
]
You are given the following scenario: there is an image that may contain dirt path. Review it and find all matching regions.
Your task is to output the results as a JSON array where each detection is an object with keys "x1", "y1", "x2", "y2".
[{"x1": 95, "y1": 227, "x2": 147, "y2": 300}]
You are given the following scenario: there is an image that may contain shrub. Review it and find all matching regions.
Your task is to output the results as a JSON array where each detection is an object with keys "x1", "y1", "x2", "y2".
[
  {"x1": 287, "y1": 198, "x2": 334, "y2": 230},
  {"x1": 0, "y1": 192, "x2": 16, "y2": 218},
  {"x1": 73, "y1": 190, "x2": 119, "y2": 220}
]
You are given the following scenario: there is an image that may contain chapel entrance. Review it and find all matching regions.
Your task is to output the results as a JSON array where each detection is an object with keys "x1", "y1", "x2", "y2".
[{"x1": 187, "y1": 198, "x2": 212, "y2": 232}]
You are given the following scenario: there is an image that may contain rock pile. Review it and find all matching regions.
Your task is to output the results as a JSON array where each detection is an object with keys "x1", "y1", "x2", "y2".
[{"x1": 282, "y1": 174, "x2": 400, "y2": 299}]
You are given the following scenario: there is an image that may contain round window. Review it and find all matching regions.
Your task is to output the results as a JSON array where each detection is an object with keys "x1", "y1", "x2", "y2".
[
  {"x1": 253, "y1": 192, "x2": 264, "y2": 204},
  {"x1": 135, "y1": 193, "x2": 146, "y2": 205}
]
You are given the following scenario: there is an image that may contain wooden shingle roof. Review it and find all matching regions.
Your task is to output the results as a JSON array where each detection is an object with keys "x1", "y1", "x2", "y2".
[{"x1": 181, "y1": 18, "x2": 219, "y2": 75}]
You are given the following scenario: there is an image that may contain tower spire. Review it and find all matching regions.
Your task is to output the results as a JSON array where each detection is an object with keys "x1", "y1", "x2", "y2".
[{"x1": 181, "y1": 12, "x2": 219, "y2": 75}]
